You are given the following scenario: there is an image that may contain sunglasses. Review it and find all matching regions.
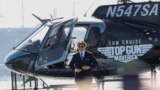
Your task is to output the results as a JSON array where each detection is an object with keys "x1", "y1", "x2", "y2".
[{"x1": 78, "y1": 46, "x2": 84, "y2": 48}]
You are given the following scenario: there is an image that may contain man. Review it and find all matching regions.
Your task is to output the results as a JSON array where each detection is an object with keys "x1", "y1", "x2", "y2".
[{"x1": 69, "y1": 40, "x2": 98, "y2": 90}]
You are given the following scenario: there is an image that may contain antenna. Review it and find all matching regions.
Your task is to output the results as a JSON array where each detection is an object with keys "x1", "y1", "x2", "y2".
[{"x1": 84, "y1": 0, "x2": 96, "y2": 17}]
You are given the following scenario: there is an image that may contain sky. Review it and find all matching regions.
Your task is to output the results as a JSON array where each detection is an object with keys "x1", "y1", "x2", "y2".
[{"x1": 0, "y1": 0, "x2": 160, "y2": 28}]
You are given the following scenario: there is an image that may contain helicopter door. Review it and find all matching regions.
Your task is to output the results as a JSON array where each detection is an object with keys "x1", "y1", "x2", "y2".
[{"x1": 35, "y1": 18, "x2": 77, "y2": 70}]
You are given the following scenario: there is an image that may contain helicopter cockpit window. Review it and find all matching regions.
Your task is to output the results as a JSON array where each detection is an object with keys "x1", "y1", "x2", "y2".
[
  {"x1": 16, "y1": 25, "x2": 49, "y2": 51},
  {"x1": 87, "y1": 27, "x2": 100, "y2": 47},
  {"x1": 30, "y1": 26, "x2": 49, "y2": 43},
  {"x1": 44, "y1": 22, "x2": 71, "y2": 48}
]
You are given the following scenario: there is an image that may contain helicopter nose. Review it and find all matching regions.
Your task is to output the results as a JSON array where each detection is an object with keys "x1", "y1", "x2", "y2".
[
  {"x1": 4, "y1": 50, "x2": 29, "y2": 71},
  {"x1": 4, "y1": 50, "x2": 17, "y2": 70},
  {"x1": 4, "y1": 50, "x2": 35, "y2": 73},
  {"x1": 5, "y1": 62, "x2": 13, "y2": 71}
]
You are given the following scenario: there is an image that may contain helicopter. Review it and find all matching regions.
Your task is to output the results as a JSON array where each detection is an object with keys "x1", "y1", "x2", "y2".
[{"x1": 4, "y1": 0, "x2": 160, "y2": 89}]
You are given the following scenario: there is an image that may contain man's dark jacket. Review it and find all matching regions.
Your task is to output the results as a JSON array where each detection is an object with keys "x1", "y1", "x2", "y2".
[{"x1": 69, "y1": 51, "x2": 98, "y2": 82}]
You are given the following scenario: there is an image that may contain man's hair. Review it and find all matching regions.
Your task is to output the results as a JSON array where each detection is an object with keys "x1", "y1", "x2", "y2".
[{"x1": 77, "y1": 40, "x2": 87, "y2": 47}]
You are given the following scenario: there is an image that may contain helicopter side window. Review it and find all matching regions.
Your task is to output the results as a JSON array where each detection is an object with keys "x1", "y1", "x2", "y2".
[{"x1": 87, "y1": 27, "x2": 100, "y2": 47}]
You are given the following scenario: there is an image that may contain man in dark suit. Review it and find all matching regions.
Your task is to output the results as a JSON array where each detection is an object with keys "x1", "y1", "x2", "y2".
[{"x1": 69, "y1": 40, "x2": 98, "y2": 90}]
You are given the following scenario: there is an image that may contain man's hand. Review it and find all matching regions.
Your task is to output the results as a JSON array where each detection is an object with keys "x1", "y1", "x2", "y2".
[
  {"x1": 82, "y1": 66, "x2": 91, "y2": 70},
  {"x1": 75, "y1": 69, "x2": 82, "y2": 73}
]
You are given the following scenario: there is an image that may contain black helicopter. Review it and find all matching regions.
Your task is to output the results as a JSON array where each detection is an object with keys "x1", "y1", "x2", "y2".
[{"x1": 4, "y1": 0, "x2": 160, "y2": 86}]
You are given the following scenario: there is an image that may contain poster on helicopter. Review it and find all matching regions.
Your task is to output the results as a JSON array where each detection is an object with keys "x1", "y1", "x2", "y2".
[{"x1": 92, "y1": 2, "x2": 160, "y2": 24}]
